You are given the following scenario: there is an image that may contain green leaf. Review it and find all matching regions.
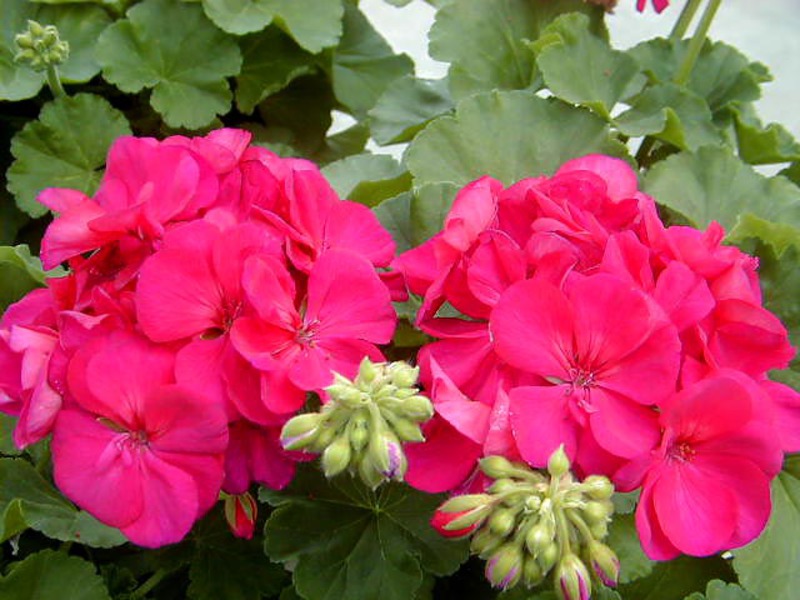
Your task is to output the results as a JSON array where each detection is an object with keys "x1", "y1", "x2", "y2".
[
  {"x1": 410, "y1": 182, "x2": 459, "y2": 245},
  {"x1": 0, "y1": 246, "x2": 46, "y2": 311},
  {"x1": 0, "y1": 194, "x2": 29, "y2": 246},
  {"x1": 188, "y1": 511, "x2": 287, "y2": 600},
  {"x1": 628, "y1": 39, "x2": 767, "y2": 113},
  {"x1": 618, "y1": 555, "x2": 734, "y2": 600},
  {"x1": 264, "y1": 467, "x2": 469, "y2": 600},
  {"x1": 257, "y1": 74, "x2": 335, "y2": 157},
  {"x1": 642, "y1": 146, "x2": 800, "y2": 237},
  {"x1": 733, "y1": 470, "x2": 800, "y2": 600},
  {"x1": 373, "y1": 192, "x2": 414, "y2": 254},
  {"x1": 0, "y1": 0, "x2": 110, "y2": 101},
  {"x1": 780, "y1": 162, "x2": 800, "y2": 187},
  {"x1": 731, "y1": 106, "x2": 800, "y2": 165},
  {"x1": 0, "y1": 414, "x2": 22, "y2": 456},
  {"x1": 406, "y1": 90, "x2": 628, "y2": 189},
  {"x1": 0, "y1": 550, "x2": 111, "y2": 600},
  {"x1": 534, "y1": 13, "x2": 643, "y2": 120},
  {"x1": 429, "y1": 0, "x2": 603, "y2": 100},
  {"x1": 685, "y1": 580, "x2": 758, "y2": 600},
  {"x1": 322, "y1": 153, "x2": 410, "y2": 206},
  {"x1": 606, "y1": 514, "x2": 654, "y2": 584},
  {"x1": 0, "y1": 458, "x2": 126, "y2": 548},
  {"x1": 369, "y1": 76, "x2": 453, "y2": 146},
  {"x1": 332, "y1": 3, "x2": 413, "y2": 117},
  {"x1": 615, "y1": 83, "x2": 721, "y2": 151},
  {"x1": 201, "y1": 0, "x2": 343, "y2": 52},
  {"x1": 97, "y1": 0, "x2": 241, "y2": 129},
  {"x1": 236, "y1": 27, "x2": 317, "y2": 115},
  {"x1": 7, "y1": 94, "x2": 131, "y2": 218}
]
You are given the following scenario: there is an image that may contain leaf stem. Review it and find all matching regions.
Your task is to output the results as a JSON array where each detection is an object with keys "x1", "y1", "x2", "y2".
[
  {"x1": 131, "y1": 569, "x2": 167, "y2": 599},
  {"x1": 669, "y1": 0, "x2": 704, "y2": 40},
  {"x1": 46, "y1": 65, "x2": 67, "y2": 99},
  {"x1": 673, "y1": 0, "x2": 723, "y2": 86}
]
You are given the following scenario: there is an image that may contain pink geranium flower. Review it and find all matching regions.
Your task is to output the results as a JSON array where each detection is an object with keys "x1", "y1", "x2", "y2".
[
  {"x1": 491, "y1": 273, "x2": 681, "y2": 473},
  {"x1": 616, "y1": 372, "x2": 782, "y2": 559},
  {"x1": 637, "y1": 0, "x2": 669, "y2": 13},
  {"x1": 52, "y1": 331, "x2": 228, "y2": 547},
  {"x1": 231, "y1": 249, "x2": 396, "y2": 407}
]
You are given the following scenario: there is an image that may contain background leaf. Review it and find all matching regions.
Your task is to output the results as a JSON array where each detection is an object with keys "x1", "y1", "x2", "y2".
[
  {"x1": 0, "y1": 457, "x2": 126, "y2": 548},
  {"x1": 0, "y1": 245, "x2": 45, "y2": 311},
  {"x1": 7, "y1": 94, "x2": 131, "y2": 218},
  {"x1": 732, "y1": 469, "x2": 800, "y2": 600},
  {"x1": 428, "y1": 0, "x2": 603, "y2": 100},
  {"x1": 369, "y1": 76, "x2": 453, "y2": 146},
  {"x1": 331, "y1": 3, "x2": 413, "y2": 117},
  {"x1": 406, "y1": 90, "x2": 629, "y2": 189},
  {"x1": 0, "y1": 550, "x2": 111, "y2": 600},
  {"x1": 97, "y1": 0, "x2": 241, "y2": 129},
  {"x1": 263, "y1": 467, "x2": 468, "y2": 600},
  {"x1": 606, "y1": 513, "x2": 655, "y2": 584},
  {"x1": 322, "y1": 153, "x2": 409, "y2": 206}
]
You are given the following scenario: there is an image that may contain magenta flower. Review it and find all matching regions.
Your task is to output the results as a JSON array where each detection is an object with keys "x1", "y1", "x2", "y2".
[
  {"x1": 52, "y1": 331, "x2": 228, "y2": 547},
  {"x1": 231, "y1": 249, "x2": 396, "y2": 398},
  {"x1": 636, "y1": 0, "x2": 669, "y2": 13},
  {"x1": 491, "y1": 273, "x2": 681, "y2": 471},
  {"x1": 617, "y1": 372, "x2": 782, "y2": 559}
]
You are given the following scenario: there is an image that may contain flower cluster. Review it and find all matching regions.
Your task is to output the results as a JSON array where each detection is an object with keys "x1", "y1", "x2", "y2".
[
  {"x1": 432, "y1": 450, "x2": 619, "y2": 597},
  {"x1": 0, "y1": 129, "x2": 398, "y2": 547},
  {"x1": 281, "y1": 357, "x2": 433, "y2": 488},
  {"x1": 396, "y1": 155, "x2": 799, "y2": 560}
]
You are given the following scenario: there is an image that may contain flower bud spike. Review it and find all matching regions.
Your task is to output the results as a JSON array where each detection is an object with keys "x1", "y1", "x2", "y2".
[{"x1": 587, "y1": 541, "x2": 620, "y2": 588}]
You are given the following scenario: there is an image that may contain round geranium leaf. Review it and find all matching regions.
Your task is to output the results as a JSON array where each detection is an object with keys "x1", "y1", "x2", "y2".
[
  {"x1": 0, "y1": 550, "x2": 111, "y2": 599},
  {"x1": 7, "y1": 93, "x2": 131, "y2": 218},
  {"x1": 406, "y1": 90, "x2": 629, "y2": 189},
  {"x1": 96, "y1": 0, "x2": 242, "y2": 129}
]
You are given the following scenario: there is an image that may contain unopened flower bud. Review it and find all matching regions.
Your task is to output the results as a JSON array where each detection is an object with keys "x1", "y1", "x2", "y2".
[
  {"x1": 582, "y1": 500, "x2": 613, "y2": 526},
  {"x1": 537, "y1": 541, "x2": 560, "y2": 573},
  {"x1": 14, "y1": 21, "x2": 69, "y2": 71},
  {"x1": 581, "y1": 475, "x2": 614, "y2": 500},
  {"x1": 480, "y1": 455, "x2": 519, "y2": 479},
  {"x1": 349, "y1": 412, "x2": 370, "y2": 451},
  {"x1": 488, "y1": 477, "x2": 518, "y2": 495},
  {"x1": 358, "y1": 357, "x2": 380, "y2": 384},
  {"x1": 470, "y1": 527, "x2": 502, "y2": 557},
  {"x1": 522, "y1": 557, "x2": 544, "y2": 587},
  {"x1": 525, "y1": 519, "x2": 555, "y2": 556},
  {"x1": 555, "y1": 554, "x2": 592, "y2": 600},
  {"x1": 321, "y1": 434, "x2": 352, "y2": 478},
  {"x1": 547, "y1": 445, "x2": 571, "y2": 478},
  {"x1": 384, "y1": 413, "x2": 425, "y2": 443},
  {"x1": 280, "y1": 413, "x2": 321, "y2": 450},
  {"x1": 488, "y1": 506, "x2": 518, "y2": 538},
  {"x1": 587, "y1": 541, "x2": 620, "y2": 588},
  {"x1": 387, "y1": 362, "x2": 419, "y2": 388},
  {"x1": 399, "y1": 394, "x2": 433, "y2": 421},
  {"x1": 223, "y1": 492, "x2": 257, "y2": 540},
  {"x1": 486, "y1": 544, "x2": 524, "y2": 589},
  {"x1": 431, "y1": 498, "x2": 492, "y2": 538}
]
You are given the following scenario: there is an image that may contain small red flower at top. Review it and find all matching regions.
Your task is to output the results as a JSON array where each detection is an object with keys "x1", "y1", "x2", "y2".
[{"x1": 637, "y1": 0, "x2": 670, "y2": 13}]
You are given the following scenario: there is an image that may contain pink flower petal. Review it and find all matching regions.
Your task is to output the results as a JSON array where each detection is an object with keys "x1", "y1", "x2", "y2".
[
  {"x1": 405, "y1": 417, "x2": 482, "y2": 493},
  {"x1": 509, "y1": 385, "x2": 578, "y2": 468}
]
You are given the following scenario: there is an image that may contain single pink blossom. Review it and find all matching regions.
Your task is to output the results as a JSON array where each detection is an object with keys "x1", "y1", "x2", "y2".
[{"x1": 52, "y1": 331, "x2": 228, "y2": 547}]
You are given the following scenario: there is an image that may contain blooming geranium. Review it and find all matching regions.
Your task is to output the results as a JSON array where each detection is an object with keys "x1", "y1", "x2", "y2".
[
  {"x1": 398, "y1": 154, "x2": 799, "y2": 559},
  {"x1": 0, "y1": 129, "x2": 399, "y2": 547}
]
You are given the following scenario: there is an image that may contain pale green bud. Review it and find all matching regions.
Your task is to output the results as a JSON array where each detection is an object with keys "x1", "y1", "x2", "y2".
[
  {"x1": 555, "y1": 553, "x2": 592, "y2": 600},
  {"x1": 586, "y1": 541, "x2": 620, "y2": 588},
  {"x1": 488, "y1": 478, "x2": 518, "y2": 495},
  {"x1": 14, "y1": 21, "x2": 69, "y2": 71},
  {"x1": 387, "y1": 362, "x2": 419, "y2": 388},
  {"x1": 349, "y1": 412, "x2": 370, "y2": 451},
  {"x1": 438, "y1": 493, "x2": 493, "y2": 514},
  {"x1": 522, "y1": 557, "x2": 544, "y2": 587},
  {"x1": 582, "y1": 500, "x2": 613, "y2": 527},
  {"x1": 485, "y1": 544, "x2": 524, "y2": 589},
  {"x1": 537, "y1": 542, "x2": 560, "y2": 574},
  {"x1": 525, "y1": 519, "x2": 555, "y2": 556},
  {"x1": 488, "y1": 507, "x2": 518, "y2": 538},
  {"x1": 384, "y1": 413, "x2": 425, "y2": 443},
  {"x1": 581, "y1": 475, "x2": 614, "y2": 500},
  {"x1": 358, "y1": 357, "x2": 380, "y2": 384},
  {"x1": 547, "y1": 444, "x2": 571, "y2": 479},
  {"x1": 480, "y1": 455, "x2": 519, "y2": 479},
  {"x1": 280, "y1": 413, "x2": 321, "y2": 450},
  {"x1": 399, "y1": 395, "x2": 433, "y2": 421},
  {"x1": 321, "y1": 435, "x2": 352, "y2": 478},
  {"x1": 471, "y1": 528, "x2": 502, "y2": 557},
  {"x1": 357, "y1": 455, "x2": 386, "y2": 490},
  {"x1": 442, "y1": 504, "x2": 493, "y2": 532}
]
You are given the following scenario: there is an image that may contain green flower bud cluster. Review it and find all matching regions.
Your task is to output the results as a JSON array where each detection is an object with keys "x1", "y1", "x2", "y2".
[
  {"x1": 435, "y1": 447, "x2": 619, "y2": 599},
  {"x1": 14, "y1": 21, "x2": 70, "y2": 71},
  {"x1": 281, "y1": 358, "x2": 433, "y2": 489}
]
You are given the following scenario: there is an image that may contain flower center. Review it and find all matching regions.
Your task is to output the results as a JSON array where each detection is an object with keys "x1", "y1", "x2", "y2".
[
  {"x1": 295, "y1": 319, "x2": 320, "y2": 346},
  {"x1": 668, "y1": 440, "x2": 695, "y2": 462}
]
